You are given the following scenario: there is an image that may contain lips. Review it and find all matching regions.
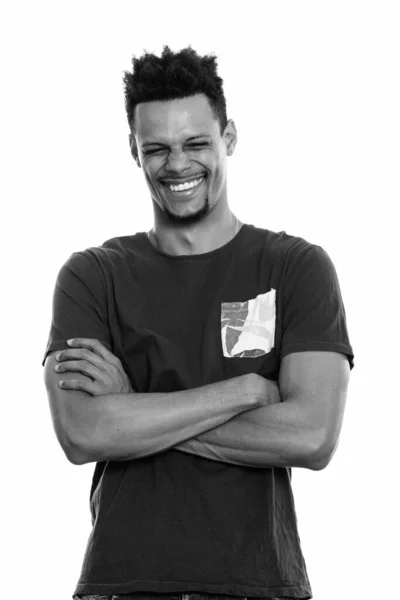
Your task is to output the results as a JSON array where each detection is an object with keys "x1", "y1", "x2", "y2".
[
  {"x1": 160, "y1": 174, "x2": 206, "y2": 193},
  {"x1": 160, "y1": 173, "x2": 206, "y2": 185},
  {"x1": 162, "y1": 174, "x2": 205, "y2": 193},
  {"x1": 161, "y1": 174, "x2": 206, "y2": 199}
]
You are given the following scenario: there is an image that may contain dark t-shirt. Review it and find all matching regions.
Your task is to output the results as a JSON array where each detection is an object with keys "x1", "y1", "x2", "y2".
[{"x1": 42, "y1": 223, "x2": 354, "y2": 600}]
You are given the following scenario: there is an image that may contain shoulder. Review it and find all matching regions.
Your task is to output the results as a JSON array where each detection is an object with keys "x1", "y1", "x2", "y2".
[
  {"x1": 61, "y1": 231, "x2": 144, "y2": 272},
  {"x1": 247, "y1": 223, "x2": 326, "y2": 266}
]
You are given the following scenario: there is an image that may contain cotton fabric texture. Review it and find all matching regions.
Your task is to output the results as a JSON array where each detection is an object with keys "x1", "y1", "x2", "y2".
[{"x1": 43, "y1": 224, "x2": 354, "y2": 600}]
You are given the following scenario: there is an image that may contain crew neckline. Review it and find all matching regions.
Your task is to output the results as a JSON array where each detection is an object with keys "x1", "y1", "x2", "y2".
[{"x1": 141, "y1": 223, "x2": 248, "y2": 261}]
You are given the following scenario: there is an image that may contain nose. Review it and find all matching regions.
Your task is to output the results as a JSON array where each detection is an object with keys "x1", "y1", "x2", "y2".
[{"x1": 164, "y1": 149, "x2": 191, "y2": 174}]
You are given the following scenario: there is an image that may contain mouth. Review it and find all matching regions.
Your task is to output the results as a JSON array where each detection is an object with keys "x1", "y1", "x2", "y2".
[{"x1": 160, "y1": 175, "x2": 207, "y2": 198}]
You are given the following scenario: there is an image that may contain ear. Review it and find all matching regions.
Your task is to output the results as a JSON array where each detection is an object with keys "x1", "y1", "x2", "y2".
[
  {"x1": 224, "y1": 119, "x2": 237, "y2": 156},
  {"x1": 129, "y1": 133, "x2": 141, "y2": 168}
]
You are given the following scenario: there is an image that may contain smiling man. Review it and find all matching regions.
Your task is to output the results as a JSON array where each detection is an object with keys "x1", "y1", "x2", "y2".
[
  {"x1": 42, "y1": 46, "x2": 355, "y2": 600},
  {"x1": 130, "y1": 69, "x2": 239, "y2": 254}
]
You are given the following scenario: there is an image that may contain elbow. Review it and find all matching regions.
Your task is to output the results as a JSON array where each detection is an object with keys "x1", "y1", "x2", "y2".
[
  {"x1": 307, "y1": 453, "x2": 331, "y2": 471},
  {"x1": 64, "y1": 442, "x2": 91, "y2": 465},
  {"x1": 59, "y1": 435, "x2": 91, "y2": 465},
  {"x1": 306, "y1": 432, "x2": 337, "y2": 471},
  {"x1": 55, "y1": 410, "x2": 106, "y2": 465},
  {"x1": 66, "y1": 434, "x2": 101, "y2": 465},
  {"x1": 57, "y1": 427, "x2": 97, "y2": 465}
]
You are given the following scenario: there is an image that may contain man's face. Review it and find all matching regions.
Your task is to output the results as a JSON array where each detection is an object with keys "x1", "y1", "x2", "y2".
[{"x1": 130, "y1": 94, "x2": 237, "y2": 224}]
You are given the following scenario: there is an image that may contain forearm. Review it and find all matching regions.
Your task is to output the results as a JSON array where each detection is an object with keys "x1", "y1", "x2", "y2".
[
  {"x1": 71, "y1": 374, "x2": 259, "y2": 464},
  {"x1": 174, "y1": 391, "x2": 326, "y2": 470}
]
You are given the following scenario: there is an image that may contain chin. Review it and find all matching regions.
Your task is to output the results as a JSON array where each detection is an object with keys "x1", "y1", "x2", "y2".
[{"x1": 164, "y1": 196, "x2": 210, "y2": 225}]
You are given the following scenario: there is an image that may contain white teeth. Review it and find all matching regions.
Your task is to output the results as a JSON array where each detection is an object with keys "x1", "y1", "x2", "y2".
[{"x1": 167, "y1": 177, "x2": 204, "y2": 192}]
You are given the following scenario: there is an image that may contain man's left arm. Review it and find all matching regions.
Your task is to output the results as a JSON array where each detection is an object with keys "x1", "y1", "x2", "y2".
[{"x1": 173, "y1": 350, "x2": 350, "y2": 470}]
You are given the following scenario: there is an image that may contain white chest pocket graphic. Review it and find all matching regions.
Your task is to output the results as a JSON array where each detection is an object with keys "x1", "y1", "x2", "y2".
[{"x1": 221, "y1": 289, "x2": 276, "y2": 358}]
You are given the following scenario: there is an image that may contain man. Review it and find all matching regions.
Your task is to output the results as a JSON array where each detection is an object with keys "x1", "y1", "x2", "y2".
[{"x1": 43, "y1": 46, "x2": 354, "y2": 600}]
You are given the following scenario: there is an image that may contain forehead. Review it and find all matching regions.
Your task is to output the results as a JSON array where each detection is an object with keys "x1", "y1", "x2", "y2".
[{"x1": 134, "y1": 94, "x2": 220, "y2": 143}]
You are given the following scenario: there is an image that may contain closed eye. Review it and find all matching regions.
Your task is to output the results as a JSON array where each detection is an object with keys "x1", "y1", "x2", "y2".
[
  {"x1": 143, "y1": 148, "x2": 167, "y2": 155},
  {"x1": 143, "y1": 143, "x2": 209, "y2": 156},
  {"x1": 186, "y1": 143, "x2": 208, "y2": 149}
]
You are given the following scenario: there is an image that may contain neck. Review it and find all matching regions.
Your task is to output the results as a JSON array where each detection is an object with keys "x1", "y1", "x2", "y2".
[{"x1": 148, "y1": 214, "x2": 241, "y2": 257}]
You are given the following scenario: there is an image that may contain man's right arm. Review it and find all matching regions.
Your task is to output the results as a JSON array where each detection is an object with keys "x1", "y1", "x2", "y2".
[{"x1": 44, "y1": 351, "x2": 265, "y2": 465}]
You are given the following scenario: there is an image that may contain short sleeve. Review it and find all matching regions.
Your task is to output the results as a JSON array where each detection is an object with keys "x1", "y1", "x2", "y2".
[
  {"x1": 42, "y1": 250, "x2": 112, "y2": 366},
  {"x1": 280, "y1": 244, "x2": 354, "y2": 370}
]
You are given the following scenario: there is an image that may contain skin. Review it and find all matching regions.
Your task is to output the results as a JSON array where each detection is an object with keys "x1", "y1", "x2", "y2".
[
  {"x1": 50, "y1": 339, "x2": 349, "y2": 470},
  {"x1": 46, "y1": 94, "x2": 350, "y2": 470},
  {"x1": 129, "y1": 93, "x2": 241, "y2": 256}
]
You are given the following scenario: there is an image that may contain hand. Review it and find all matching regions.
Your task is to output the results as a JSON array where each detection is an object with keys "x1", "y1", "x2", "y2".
[
  {"x1": 245, "y1": 373, "x2": 281, "y2": 407},
  {"x1": 54, "y1": 338, "x2": 134, "y2": 396},
  {"x1": 265, "y1": 378, "x2": 282, "y2": 405}
]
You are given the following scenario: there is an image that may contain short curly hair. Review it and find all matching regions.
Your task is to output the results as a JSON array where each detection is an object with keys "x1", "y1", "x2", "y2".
[{"x1": 123, "y1": 45, "x2": 227, "y2": 135}]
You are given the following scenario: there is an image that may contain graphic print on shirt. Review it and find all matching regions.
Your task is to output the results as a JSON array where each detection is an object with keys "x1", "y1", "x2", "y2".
[{"x1": 221, "y1": 289, "x2": 276, "y2": 358}]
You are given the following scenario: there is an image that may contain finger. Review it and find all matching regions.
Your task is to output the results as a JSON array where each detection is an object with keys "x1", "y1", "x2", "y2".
[
  {"x1": 67, "y1": 338, "x2": 120, "y2": 366},
  {"x1": 55, "y1": 360, "x2": 104, "y2": 382},
  {"x1": 56, "y1": 348, "x2": 104, "y2": 369},
  {"x1": 59, "y1": 378, "x2": 100, "y2": 395}
]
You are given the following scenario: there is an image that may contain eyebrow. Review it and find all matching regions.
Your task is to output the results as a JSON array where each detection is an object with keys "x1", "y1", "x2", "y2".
[{"x1": 142, "y1": 135, "x2": 211, "y2": 148}]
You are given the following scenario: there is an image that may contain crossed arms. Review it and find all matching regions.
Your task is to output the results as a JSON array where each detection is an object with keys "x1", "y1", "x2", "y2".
[{"x1": 44, "y1": 340, "x2": 350, "y2": 471}]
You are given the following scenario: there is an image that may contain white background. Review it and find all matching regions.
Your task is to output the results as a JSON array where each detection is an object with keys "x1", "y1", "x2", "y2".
[{"x1": 1, "y1": 1, "x2": 399, "y2": 599}]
